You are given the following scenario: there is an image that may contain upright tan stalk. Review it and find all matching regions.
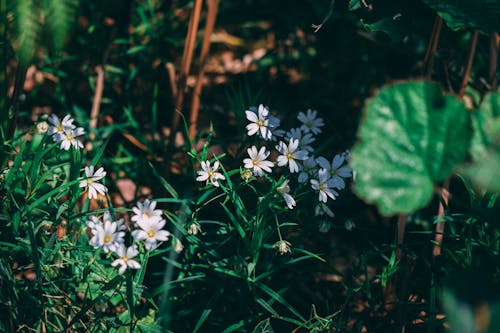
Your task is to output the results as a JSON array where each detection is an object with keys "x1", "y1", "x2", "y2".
[
  {"x1": 170, "y1": 0, "x2": 203, "y2": 145},
  {"x1": 458, "y1": 30, "x2": 479, "y2": 97},
  {"x1": 86, "y1": 65, "x2": 104, "y2": 151},
  {"x1": 433, "y1": 179, "x2": 450, "y2": 257},
  {"x1": 188, "y1": 0, "x2": 219, "y2": 140},
  {"x1": 424, "y1": 16, "x2": 443, "y2": 79}
]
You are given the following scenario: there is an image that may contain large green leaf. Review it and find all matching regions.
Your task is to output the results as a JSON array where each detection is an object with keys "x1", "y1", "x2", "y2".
[
  {"x1": 351, "y1": 81, "x2": 471, "y2": 216},
  {"x1": 421, "y1": 0, "x2": 500, "y2": 33},
  {"x1": 461, "y1": 91, "x2": 500, "y2": 192}
]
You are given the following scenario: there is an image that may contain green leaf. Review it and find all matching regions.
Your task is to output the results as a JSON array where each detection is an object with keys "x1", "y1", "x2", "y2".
[
  {"x1": 44, "y1": 0, "x2": 79, "y2": 52},
  {"x1": 351, "y1": 81, "x2": 472, "y2": 215},
  {"x1": 421, "y1": 0, "x2": 500, "y2": 33},
  {"x1": 442, "y1": 289, "x2": 476, "y2": 333},
  {"x1": 252, "y1": 318, "x2": 274, "y2": 333}
]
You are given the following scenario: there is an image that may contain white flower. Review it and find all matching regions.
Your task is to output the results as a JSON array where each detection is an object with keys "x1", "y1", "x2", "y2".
[
  {"x1": 274, "y1": 240, "x2": 291, "y2": 255},
  {"x1": 297, "y1": 109, "x2": 324, "y2": 135},
  {"x1": 37, "y1": 121, "x2": 49, "y2": 134},
  {"x1": 276, "y1": 138, "x2": 308, "y2": 173},
  {"x1": 132, "y1": 217, "x2": 170, "y2": 250},
  {"x1": 243, "y1": 146, "x2": 274, "y2": 176},
  {"x1": 187, "y1": 222, "x2": 202, "y2": 235},
  {"x1": 285, "y1": 127, "x2": 315, "y2": 152},
  {"x1": 174, "y1": 238, "x2": 184, "y2": 253},
  {"x1": 316, "y1": 153, "x2": 352, "y2": 190},
  {"x1": 314, "y1": 203, "x2": 334, "y2": 218},
  {"x1": 54, "y1": 127, "x2": 85, "y2": 150},
  {"x1": 277, "y1": 179, "x2": 296, "y2": 209},
  {"x1": 86, "y1": 213, "x2": 125, "y2": 253},
  {"x1": 79, "y1": 166, "x2": 108, "y2": 200},
  {"x1": 111, "y1": 245, "x2": 141, "y2": 275},
  {"x1": 245, "y1": 104, "x2": 279, "y2": 140},
  {"x1": 310, "y1": 168, "x2": 339, "y2": 203},
  {"x1": 298, "y1": 157, "x2": 317, "y2": 183},
  {"x1": 196, "y1": 160, "x2": 225, "y2": 187},
  {"x1": 47, "y1": 114, "x2": 76, "y2": 136},
  {"x1": 131, "y1": 199, "x2": 163, "y2": 224}
]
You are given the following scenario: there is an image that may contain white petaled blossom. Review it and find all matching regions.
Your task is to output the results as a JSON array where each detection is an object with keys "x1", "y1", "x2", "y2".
[
  {"x1": 86, "y1": 213, "x2": 126, "y2": 253},
  {"x1": 274, "y1": 240, "x2": 292, "y2": 255},
  {"x1": 314, "y1": 203, "x2": 335, "y2": 218},
  {"x1": 79, "y1": 166, "x2": 108, "y2": 200},
  {"x1": 298, "y1": 157, "x2": 317, "y2": 184},
  {"x1": 132, "y1": 216, "x2": 170, "y2": 250},
  {"x1": 285, "y1": 127, "x2": 315, "y2": 152},
  {"x1": 277, "y1": 179, "x2": 296, "y2": 209},
  {"x1": 316, "y1": 153, "x2": 352, "y2": 190},
  {"x1": 131, "y1": 199, "x2": 163, "y2": 224},
  {"x1": 310, "y1": 168, "x2": 339, "y2": 203},
  {"x1": 187, "y1": 222, "x2": 202, "y2": 235},
  {"x1": 37, "y1": 121, "x2": 49, "y2": 134},
  {"x1": 47, "y1": 114, "x2": 76, "y2": 136},
  {"x1": 297, "y1": 109, "x2": 324, "y2": 135},
  {"x1": 276, "y1": 138, "x2": 308, "y2": 173},
  {"x1": 245, "y1": 104, "x2": 279, "y2": 140},
  {"x1": 196, "y1": 160, "x2": 225, "y2": 187},
  {"x1": 54, "y1": 127, "x2": 86, "y2": 150},
  {"x1": 111, "y1": 245, "x2": 141, "y2": 275},
  {"x1": 243, "y1": 146, "x2": 274, "y2": 176}
]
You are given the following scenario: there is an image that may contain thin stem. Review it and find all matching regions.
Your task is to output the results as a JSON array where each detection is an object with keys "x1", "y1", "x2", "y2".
[
  {"x1": 189, "y1": 0, "x2": 219, "y2": 140},
  {"x1": 170, "y1": 0, "x2": 203, "y2": 144},
  {"x1": 489, "y1": 32, "x2": 499, "y2": 91},
  {"x1": 396, "y1": 214, "x2": 406, "y2": 260},
  {"x1": 458, "y1": 30, "x2": 479, "y2": 97},
  {"x1": 433, "y1": 178, "x2": 450, "y2": 257},
  {"x1": 424, "y1": 16, "x2": 443, "y2": 79},
  {"x1": 86, "y1": 65, "x2": 104, "y2": 151},
  {"x1": 126, "y1": 270, "x2": 134, "y2": 332}
]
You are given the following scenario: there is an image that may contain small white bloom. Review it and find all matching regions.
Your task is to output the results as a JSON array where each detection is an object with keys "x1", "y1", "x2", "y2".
[
  {"x1": 297, "y1": 109, "x2": 324, "y2": 135},
  {"x1": 111, "y1": 245, "x2": 141, "y2": 275},
  {"x1": 37, "y1": 121, "x2": 49, "y2": 134},
  {"x1": 274, "y1": 240, "x2": 292, "y2": 255},
  {"x1": 132, "y1": 217, "x2": 170, "y2": 250},
  {"x1": 345, "y1": 220, "x2": 356, "y2": 231},
  {"x1": 314, "y1": 203, "x2": 335, "y2": 218},
  {"x1": 277, "y1": 179, "x2": 296, "y2": 209},
  {"x1": 187, "y1": 222, "x2": 202, "y2": 235},
  {"x1": 243, "y1": 146, "x2": 274, "y2": 176},
  {"x1": 276, "y1": 138, "x2": 308, "y2": 173},
  {"x1": 131, "y1": 199, "x2": 163, "y2": 224},
  {"x1": 245, "y1": 104, "x2": 271, "y2": 140},
  {"x1": 47, "y1": 114, "x2": 76, "y2": 136},
  {"x1": 86, "y1": 214, "x2": 125, "y2": 253},
  {"x1": 54, "y1": 127, "x2": 85, "y2": 150},
  {"x1": 316, "y1": 153, "x2": 352, "y2": 190},
  {"x1": 79, "y1": 166, "x2": 108, "y2": 200},
  {"x1": 196, "y1": 160, "x2": 225, "y2": 187},
  {"x1": 298, "y1": 157, "x2": 317, "y2": 183},
  {"x1": 174, "y1": 238, "x2": 184, "y2": 253},
  {"x1": 285, "y1": 127, "x2": 315, "y2": 152},
  {"x1": 310, "y1": 168, "x2": 339, "y2": 203}
]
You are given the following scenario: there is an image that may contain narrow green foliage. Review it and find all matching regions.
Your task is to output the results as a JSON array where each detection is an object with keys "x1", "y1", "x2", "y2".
[
  {"x1": 14, "y1": 0, "x2": 40, "y2": 64},
  {"x1": 44, "y1": 0, "x2": 78, "y2": 52}
]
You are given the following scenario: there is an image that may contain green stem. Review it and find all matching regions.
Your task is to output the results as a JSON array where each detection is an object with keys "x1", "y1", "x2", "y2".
[
  {"x1": 0, "y1": 0, "x2": 8, "y2": 167},
  {"x1": 126, "y1": 270, "x2": 134, "y2": 332}
]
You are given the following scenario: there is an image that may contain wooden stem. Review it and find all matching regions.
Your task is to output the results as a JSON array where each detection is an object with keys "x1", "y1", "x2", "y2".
[
  {"x1": 170, "y1": 0, "x2": 203, "y2": 145},
  {"x1": 424, "y1": 16, "x2": 443, "y2": 79},
  {"x1": 188, "y1": 0, "x2": 219, "y2": 140},
  {"x1": 458, "y1": 30, "x2": 479, "y2": 97},
  {"x1": 489, "y1": 32, "x2": 499, "y2": 91},
  {"x1": 433, "y1": 179, "x2": 450, "y2": 257},
  {"x1": 86, "y1": 65, "x2": 104, "y2": 150}
]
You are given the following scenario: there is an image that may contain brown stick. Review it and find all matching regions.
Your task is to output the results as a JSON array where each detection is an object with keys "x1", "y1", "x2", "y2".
[
  {"x1": 170, "y1": 0, "x2": 203, "y2": 145},
  {"x1": 165, "y1": 62, "x2": 178, "y2": 99},
  {"x1": 188, "y1": 0, "x2": 219, "y2": 140},
  {"x1": 433, "y1": 178, "x2": 450, "y2": 257},
  {"x1": 396, "y1": 214, "x2": 408, "y2": 333},
  {"x1": 458, "y1": 30, "x2": 480, "y2": 97},
  {"x1": 489, "y1": 32, "x2": 499, "y2": 91},
  {"x1": 86, "y1": 65, "x2": 104, "y2": 151},
  {"x1": 396, "y1": 214, "x2": 407, "y2": 260},
  {"x1": 424, "y1": 16, "x2": 443, "y2": 79}
]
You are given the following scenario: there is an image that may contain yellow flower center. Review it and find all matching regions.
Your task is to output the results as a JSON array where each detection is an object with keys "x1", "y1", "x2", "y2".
[
  {"x1": 123, "y1": 257, "x2": 129, "y2": 264},
  {"x1": 144, "y1": 211, "x2": 151, "y2": 218},
  {"x1": 208, "y1": 170, "x2": 215, "y2": 177},
  {"x1": 104, "y1": 235, "x2": 111, "y2": 243},
  {"x1": 147, "y1": 230, "x2": 156, "y2": 238},
  {"x1": 252, "y1": 159, "x2": 259, "y2": 166},
  {"x1": 87, "y1": 178, "x2": 93, "y2": 186},
  {"x1": 66, "y1": 134, "x2": 74, "y2": 141},
  {"x1": 257, "y1": 120, "x2": 264, "y2": 127},
  {"x1": 57, "y1": 125, "x2": 64, "y2": 132},
  {"x1": 286, "y1": 152, "x2": 293, "y2": 159}
]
